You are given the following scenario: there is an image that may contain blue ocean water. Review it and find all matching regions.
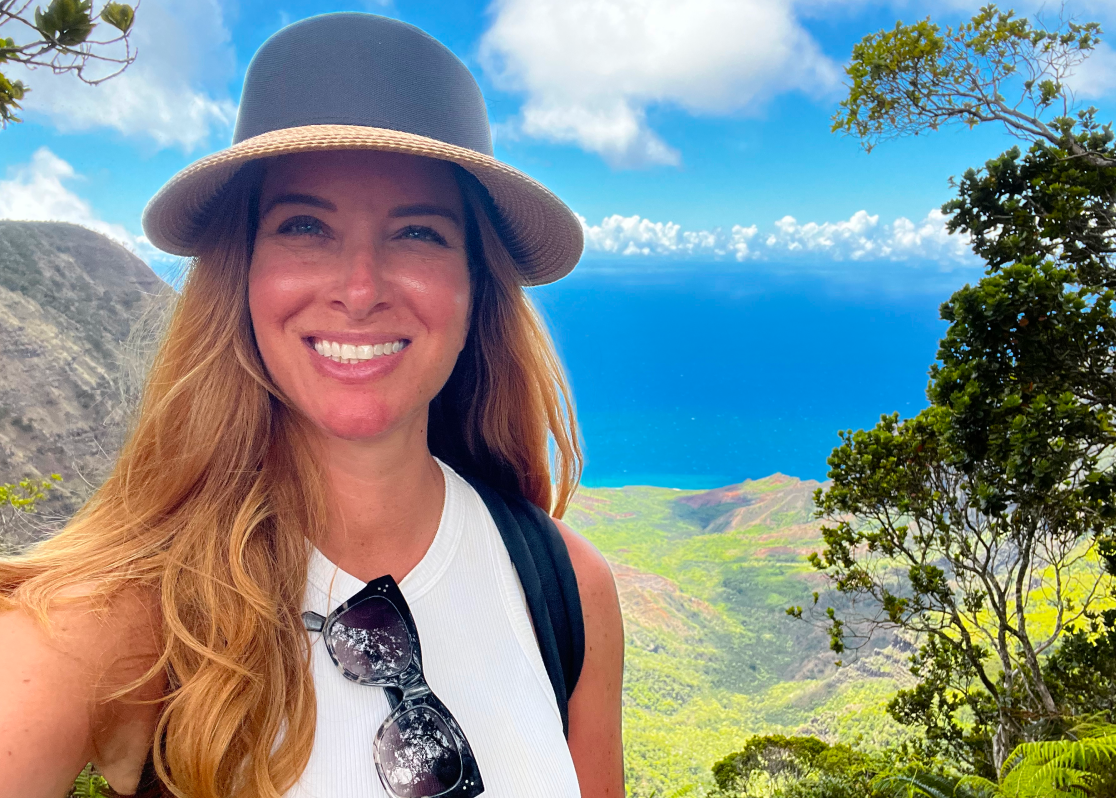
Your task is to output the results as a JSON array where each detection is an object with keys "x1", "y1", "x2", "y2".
[{"x1": 529, "y1": 260, "x2": 975, "y2": 488}]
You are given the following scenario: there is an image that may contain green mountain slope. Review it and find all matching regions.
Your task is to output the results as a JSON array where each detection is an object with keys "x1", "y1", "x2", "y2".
[{"x1": 571, "y1": 476, "x2": 915, "y2": 796}]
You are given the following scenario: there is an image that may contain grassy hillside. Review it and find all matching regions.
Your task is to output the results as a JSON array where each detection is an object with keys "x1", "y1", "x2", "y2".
[{"x1": 571, "y1": 477, "x2": 915, "y2": 796}]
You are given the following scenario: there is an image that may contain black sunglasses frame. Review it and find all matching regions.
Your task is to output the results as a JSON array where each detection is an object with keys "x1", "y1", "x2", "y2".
[{"x1": 303, "y1": 574, "x2": 484, "y2": 798}]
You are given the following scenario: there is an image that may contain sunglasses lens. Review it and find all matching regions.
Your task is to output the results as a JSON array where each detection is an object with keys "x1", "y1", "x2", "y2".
[
  {"x1": 375, "y1": 706, "x2": 464, "y2": 797},
  {"x1": 329, "y1": 596, "x2": 413, "y2": 680}
]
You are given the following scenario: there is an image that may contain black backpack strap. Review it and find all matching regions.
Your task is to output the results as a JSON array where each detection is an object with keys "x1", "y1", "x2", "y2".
[{"x1": 463, "y1": 476, "x2": 585, "y2": 738}]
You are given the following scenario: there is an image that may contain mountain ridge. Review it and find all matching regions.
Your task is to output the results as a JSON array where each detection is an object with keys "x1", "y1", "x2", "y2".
[{"x1": 0, "y1": 221, "x2": 171, "y2": 538}]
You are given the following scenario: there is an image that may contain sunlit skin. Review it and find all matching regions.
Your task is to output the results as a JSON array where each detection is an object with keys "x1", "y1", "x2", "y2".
[
  {"x1": 250, "y1": 150, "x2": 471, "y2": 445},
  {"x1": 248, "y1": 150, "x2": 471, "y2": 580}
]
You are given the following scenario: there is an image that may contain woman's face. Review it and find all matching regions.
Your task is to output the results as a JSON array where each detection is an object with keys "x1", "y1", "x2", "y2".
[{"x1": 248, "y1": 150, "x2": 471, "y2": 442}]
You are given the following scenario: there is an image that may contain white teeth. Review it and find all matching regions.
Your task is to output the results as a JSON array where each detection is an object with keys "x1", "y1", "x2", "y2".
[{"x1": 312, "y1": 338, "x2": 407, "y2": 363}]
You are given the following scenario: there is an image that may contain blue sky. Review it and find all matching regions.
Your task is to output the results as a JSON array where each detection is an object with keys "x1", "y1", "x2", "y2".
[
  {"x1": 2, "y1": 0, "x2": 1114, "y2": 281},
  {"x1": 2, "y1": 0, "x2": 1116, "y2": 486}
]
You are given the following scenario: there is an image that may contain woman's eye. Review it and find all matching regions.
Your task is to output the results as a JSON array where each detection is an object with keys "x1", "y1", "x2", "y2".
[
  {"x1": 276, "y1": 216, "x2": 327, "y2": 237},
  {"x1": 397, "y1": 225, "x2": 448, "y2": 246}
]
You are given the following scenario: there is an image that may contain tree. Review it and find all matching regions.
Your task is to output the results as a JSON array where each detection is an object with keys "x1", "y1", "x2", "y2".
[
  {"x1": 1043, "y1": 610, "x2": 1116, "y2": 721},
  {"x1": 832, "y1": 4, "x2": 1113, "y2": 169},
  {"x1": 795, "y1": 3, "x2": 1116, "y2": 778},
  {"x1": 0, "y1": 473, "x2": 62, "y2": 554},
  {"x1": 943, "y1": 141, "x2": 1116, "y2": 291},
  {"x1": 711, "y1": 735, "x2": 878, "y2": 798},
  {"x1": 1, "y1": 0, "x2": 137, "y2": 126}
]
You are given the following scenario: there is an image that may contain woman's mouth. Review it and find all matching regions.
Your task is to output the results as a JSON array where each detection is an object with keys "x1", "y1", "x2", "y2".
[{"x1": 309, "y1": 337, "x2": 409, "y2": 365}]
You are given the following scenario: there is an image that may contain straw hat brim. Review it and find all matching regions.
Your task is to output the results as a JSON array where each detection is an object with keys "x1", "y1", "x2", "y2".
[{"x1": 141, "y1": 124, "x2": 584, "y2": 286}]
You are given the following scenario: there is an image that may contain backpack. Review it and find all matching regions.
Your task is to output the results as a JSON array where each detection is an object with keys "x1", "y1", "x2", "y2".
[{"x1": 463, "y1": 476, "x2": 586, "y2": 739}]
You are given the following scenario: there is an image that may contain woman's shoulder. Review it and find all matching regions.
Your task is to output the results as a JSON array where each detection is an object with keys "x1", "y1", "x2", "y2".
[
  {"x1": 550, "y1": 518, "x2": 623, "y2": 661},
  {"x1": 0, "y1": 582, "x2": 165, "y2": 795},
  {"x1": 551, "y1": 518, "x2": 617, "y2": 606}
]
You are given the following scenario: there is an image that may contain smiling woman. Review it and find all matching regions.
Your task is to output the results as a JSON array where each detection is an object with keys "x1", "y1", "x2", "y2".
[
  {"x1": 249, "y1": 152, "x2": 473, "y2": 445},
  {"x1": 0, "y1": 12, "x2": 622, "y2": 798}
]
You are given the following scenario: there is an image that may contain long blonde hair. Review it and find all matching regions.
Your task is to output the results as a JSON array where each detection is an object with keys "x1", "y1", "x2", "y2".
[{"x1": 0, "y1": 158, "x2": 582, "y2": 797}]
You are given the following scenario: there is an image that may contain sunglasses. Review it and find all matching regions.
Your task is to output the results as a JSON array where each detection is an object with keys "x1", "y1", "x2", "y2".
[{"x1": 302, "y1": 574, "x2": 484, "y2": 798}]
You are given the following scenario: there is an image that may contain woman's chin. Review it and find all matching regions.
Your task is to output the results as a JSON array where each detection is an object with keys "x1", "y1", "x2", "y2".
[{"x1": 308, "y1": 407, "x2": 407, "y2": 443}]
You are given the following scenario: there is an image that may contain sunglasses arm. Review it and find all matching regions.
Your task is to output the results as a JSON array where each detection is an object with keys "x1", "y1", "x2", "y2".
[{"x1": 302, "y1": 611, "x2": 326, "y2": 633}]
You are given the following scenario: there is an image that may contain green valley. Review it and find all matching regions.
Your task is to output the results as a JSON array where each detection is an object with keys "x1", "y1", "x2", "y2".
[{"x1": 571, "y1": 476, "x2": 915, "y2": 797}]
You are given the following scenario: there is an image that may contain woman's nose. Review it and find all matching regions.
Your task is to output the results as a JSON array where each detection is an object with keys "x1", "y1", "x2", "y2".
[{"x1": 333, "y1": 240, "x2": 389, "y2": 319}]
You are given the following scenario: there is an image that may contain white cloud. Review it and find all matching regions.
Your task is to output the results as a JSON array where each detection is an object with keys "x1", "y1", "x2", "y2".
[
  {"x1": 0, "y1": 147, "x2": 170, "y2": 267},
  {"x1": 480, "y1": 0, "x2": 840, "y2": 167},
  {"x1": 582, "y1": 214, "x2": 759, "y2": 259},
  {"x1": 797, "y1": 0, "x2": 1114, "y2": 16},
  {"x1": 581, "y1": 208, "x2": 976, "y2": 266},
  {"x1": 10, "y1": 0, "x2": 236, "y2": 150},
  {"x1": 480, "y1": 0, "x2": 1116, "y2": 166},
  {"x1": 1067, "y1": 42, "x2": 1116, "y2": 100}
]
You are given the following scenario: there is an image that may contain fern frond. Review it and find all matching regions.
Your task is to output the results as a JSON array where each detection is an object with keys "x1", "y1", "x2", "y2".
[
  {"x1": 70, "y1": 764, "x2": 111, "y2": 798},
  {"x1": 872, "y1": 770, "x2": 991, "y2": 798},
  {"x1": 999, "y1": 728, "x2": 1116, "y2": 798}
]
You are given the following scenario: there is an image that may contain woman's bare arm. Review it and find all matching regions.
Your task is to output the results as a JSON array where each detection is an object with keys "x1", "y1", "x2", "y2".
[
  {"x1": 0, "y1": 587, "x2": 164, "y2": 797},
  {"x1": 555, "y1": 519, "x2": 625, "y2": 798}
]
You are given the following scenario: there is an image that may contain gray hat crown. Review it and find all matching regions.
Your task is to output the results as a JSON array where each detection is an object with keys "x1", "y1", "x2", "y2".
[{"x1": 233, "y1": 13, "x2": 493, "y2": 157}]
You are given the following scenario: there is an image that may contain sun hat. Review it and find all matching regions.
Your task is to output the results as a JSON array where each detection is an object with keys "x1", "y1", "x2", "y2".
[{"x1": 141, "y1": 12, "x2": 583, "y2": 285}]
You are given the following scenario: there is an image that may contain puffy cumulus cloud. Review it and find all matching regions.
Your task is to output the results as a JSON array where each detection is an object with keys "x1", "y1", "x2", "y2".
[
  {"x1": 581, "y1": 214, "x2": 759, "y2": 259},
  {"x1": 480, "y1": 0, "x2": 839, "y2": 167},
  {"x1": 765, "y1": 209, "x2": 973, "y2": 264},
  {"x1": 0, "y1": 147, "x2": 168, "y2": 266},
  {"x1": 580, "y1": 208, "x2": 975, "y2": 266},
  {"x1": 10, "y1": 0, "x2": 236, "y2": 150}
]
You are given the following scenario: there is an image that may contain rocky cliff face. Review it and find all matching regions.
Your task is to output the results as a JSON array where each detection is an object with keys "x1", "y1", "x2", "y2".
[{"x1": 0, "y1": 222, "x2": 172, "y2": 540}]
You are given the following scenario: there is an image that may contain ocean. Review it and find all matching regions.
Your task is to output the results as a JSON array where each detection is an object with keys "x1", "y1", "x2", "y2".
[{"x1": 529, "y1": 260, "x2": 973, "y2": 488}]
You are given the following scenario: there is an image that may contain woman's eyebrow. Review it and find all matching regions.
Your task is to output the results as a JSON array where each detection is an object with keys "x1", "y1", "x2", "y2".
[
  {"x1": 260, "y1": 193, "x2": 337, "y2": 217},
  {"x1": 390, "y1": 203, "x2": 462, "y2": 227}
]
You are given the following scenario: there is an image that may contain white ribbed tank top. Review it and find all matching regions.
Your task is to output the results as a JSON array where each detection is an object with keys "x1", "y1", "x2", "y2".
[{"x1": 285, "y1": 458, "x2": 582, "y2": 798}]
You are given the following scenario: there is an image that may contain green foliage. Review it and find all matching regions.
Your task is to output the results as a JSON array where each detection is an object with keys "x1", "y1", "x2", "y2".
[
  {"x1": 1, "y1": 473, "x2": 61, "y2": 514},
  {"x1": 833, "y1": 4, "x2": 1112, "y2": 169},
  {"x1": 570, "y1": 481, "x2": 913, "y2": 796},
  {"x1": 713, "y1": 735, "x2": 830, "y2": 791},
  {"x1": 873, "y1": 770, "x2": 991, "y2": 798},
  {"x1": 35, "y1": 0, "x2": 95, "y2": 47},
  {"x1": 0, "y1": 0, "x2": 137, "y2": 126},
  {"x1": 809, "y1": 1, "x2": 1116, "y2": 777},
  {"x1": 1045, "y1": 610, "x2": 1116, "y2": 719},
  {"x1": 0, "y1": 59, "x2": 25, "y2": 125},
  {"x1": 0, "y1": 473, "x2": 62, "y2": 554},
  {"x1": 807, "y1": 283, "x2": 1116, "y2": 763},
  {"x1": 99, "y1": 1, "x2": 133, "y2": 33},
  {"x1": 712, "y1": 734, "x2": 880, "y2": 797},
  {"x1": 69, "y1": 764, "x2": 112, "y2": 798},
  {"x1": 996, "y1": 724, "x2": 1116, "y2": 797},
  {"x1": 943, "y1": 143, "x2": 1116, "y2": 289},
  {"x1": 886, "y1": 636, "x2": 998, "y2": 776},
  {"x1": 871, "y1": 725, "x2": 1116, "y2": 798}
]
